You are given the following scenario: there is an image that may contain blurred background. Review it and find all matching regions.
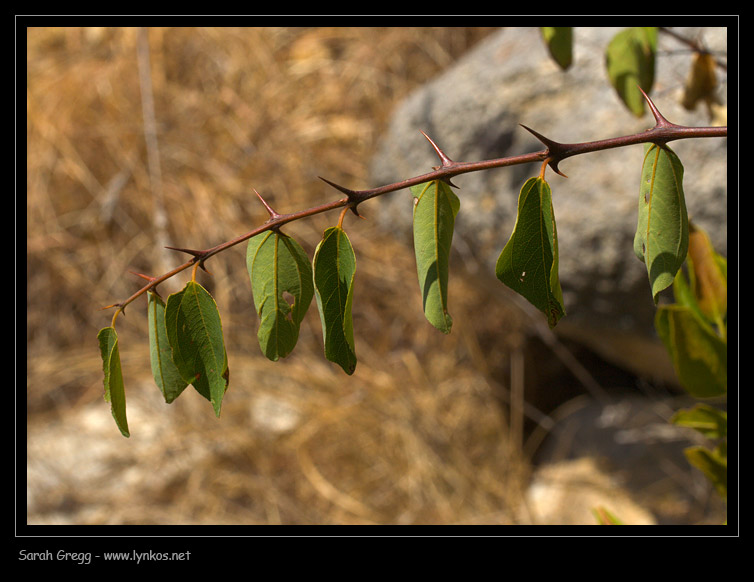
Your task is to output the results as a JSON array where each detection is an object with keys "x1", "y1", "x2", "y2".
[{"x1": 25, "y1": 26, "x2": 726, "y2": 526}]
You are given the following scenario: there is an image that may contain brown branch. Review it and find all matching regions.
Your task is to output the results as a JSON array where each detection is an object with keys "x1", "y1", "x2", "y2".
[{"x1": 104, "y1": 91, "x2": 727, "y2": 318}]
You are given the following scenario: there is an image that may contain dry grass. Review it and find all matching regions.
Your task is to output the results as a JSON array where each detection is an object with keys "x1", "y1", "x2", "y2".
[{"x1": 26, "y1": 26, "x2": 546, "y2": 526}]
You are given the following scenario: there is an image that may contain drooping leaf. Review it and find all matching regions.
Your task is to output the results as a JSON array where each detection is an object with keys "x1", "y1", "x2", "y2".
[
  {"x1": 147, "y1": 291, "x2": 188, "y2": 403},
  {"x1": 633, "y1": 143, "x2": 689, "y2": 303},
  {"x1": 671, "y1": 404, "x2": 727, "y2": 440},
  {"x1": 655, "y1": 305, "x2": 726, "y2": 398},
  {"x1": 496, "y1": 176, "x2": 565, "y2": 329},
  {"x1": 686, "y1": 223, "x2": 727, "y2": 326},
  {"x1": 165, "y1": 281, "x2": 229, "y2": 416},
  {"x1": 313, "y1": 226, "x2": 357, "y2": 375},
  {"x1": 247, "y1": 230, "x2": 314, "y2": 361},
  {"x1": 541, "y1": 27, "x2": 573, "y2": 70},
  {"x1": 411, "y1": 180, "x2": 460, "y2": 334},
  {"x1": 605, "y1": 27, "x2": 657, "y2": 116},
  {"x1": 682, "y1": 51, "x2": 718, "y2": 111},
  {"x1": 97, "y1": 326, "x2": 130, "y2": 437}
]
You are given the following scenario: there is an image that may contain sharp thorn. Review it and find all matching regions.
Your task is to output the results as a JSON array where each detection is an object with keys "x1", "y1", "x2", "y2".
[
  {"x1": 165, "y1": 246, "x2": 208, "y2": 259},
  {"x1": 638, "y1": 85, "x2": 681, "y2": 130},
  {"x1": 318, "y1": 176, "x2": 358, "y2": 198},
  {"x1": 253, "y1": 188, "x2": 281, "y2": 219},
  {"x1": 420, "y1": 130, "x2": 454, "y2": 167}
]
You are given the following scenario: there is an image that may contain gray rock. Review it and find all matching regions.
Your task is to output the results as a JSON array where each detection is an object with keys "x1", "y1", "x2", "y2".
[{"x1": 369, "y1": 27, "x2": 727, "y2": 380}]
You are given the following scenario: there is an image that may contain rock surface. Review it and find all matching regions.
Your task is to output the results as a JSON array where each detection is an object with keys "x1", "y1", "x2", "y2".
[{"x1": 369, "y1": 27, "x2": 727, "y2": 380}]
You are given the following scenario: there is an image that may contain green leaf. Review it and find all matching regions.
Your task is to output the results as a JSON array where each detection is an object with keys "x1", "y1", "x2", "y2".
[
  {"x1": 634, "y1": 143, "x2": 689, "y2": 303},
  {"x1": 313, "y1": 226, "x2": 357, "y2": 375},
  {"x1": 671, "y1": 404, "x2": 727, "y2": 440},
  {"x1": 496, "y1": 176, "x2": 565, "y2": 329},
  {"x1": 655, "y1": 305, "x2": 726, "y2": 398},
  {"x1": 247, "y1": 230, "x2": 314, "y2": 361},
  {"x1": 165, "y1": 281, "x2": 229, "y2": 416},
  {"x1": 147, "y1": 291, "x2": 188, "y2": 403},
  {"x1": 684, "y1": 444, "x2": 727, "y2": 501},
  {"x1": 97, "y1": 326, "x2": 130, "y2": 437},
  {"x1": 541, "y1": 27, "x2": 573, "y2": 70},
  {"x1": 411, "y1": 180, "x2": 460, "y2": 334},
  {"x1": 605, "y1": 27, "x2": 657, "y2": 116}
]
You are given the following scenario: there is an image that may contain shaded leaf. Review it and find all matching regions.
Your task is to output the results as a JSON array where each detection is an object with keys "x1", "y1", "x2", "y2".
[
  {"x1": 655, "y1": 305, "x2": 726, "y2": 398},
  {"x1": 671, "y1": 404, "x2": 727, "y2": 440},
  {"x1": 541, "y1": 27, "x2": 573, "y2": 70},
  {"x1": 496, "y1": 176, "x2": 565, "y2": 328},
  {"x1": 684, "y1": 444, "x2": 727, "y2": 501},
  {"x1": 687, "y1": 222, "x2": 727, "y2": 326},
  {"x1": 147, "y1": 291, "x2": 188, "y2": 403},
  {"x1": 247, "y1": 230, "x2": 314, "y2": 361},
  {"x1": 411, "y1": 180, "x2": 460, "y2": 334},
  {"x1": 634, "y1": 143, "x2": 689, "y2": 303},
  {"x1": 605, "y1": 27, "x2": 657, "y2": 116},
  {"x1": 165, "y1": 281, "x2": 229, "y2": 416},
  {"x1": 313, "y1": 226, "x2": 357, "y2": 375},
  {"x1": 97, "y1": 326, "x2": 130, "y2": 437}
]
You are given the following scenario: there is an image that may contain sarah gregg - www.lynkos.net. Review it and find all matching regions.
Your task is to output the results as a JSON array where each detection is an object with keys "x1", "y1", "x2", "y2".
[{"x1": 19, "y1": 549, "x2": 191, "y2": 565}]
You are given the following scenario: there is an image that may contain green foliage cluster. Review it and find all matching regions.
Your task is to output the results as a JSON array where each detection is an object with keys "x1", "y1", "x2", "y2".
[{"x1": 98, "y1": 27, "x2": 727, "y2": 513}]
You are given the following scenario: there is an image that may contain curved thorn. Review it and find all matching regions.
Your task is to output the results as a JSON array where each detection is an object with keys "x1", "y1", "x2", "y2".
[
  {"x1": 548, "y1": 159, "x2": 568, "y2": 178},
  {"x1": 349, "y1": 205, "x2": 363, "y2": 218},
  {"x1": 638, "y1": 86, "x2": 675, "y2": 128}
]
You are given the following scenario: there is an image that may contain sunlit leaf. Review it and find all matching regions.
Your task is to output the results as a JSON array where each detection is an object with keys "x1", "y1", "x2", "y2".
[
  {"x1": 97, "y1": 326, "x2": 130, "y2": 437},
  {"x1": 247, "y1": 230, "x2": 314, "y2": 361},
  {"x1": 496, "y1": 176, "x2": 565, "y2": 328},
  {"x1": 634, "y1": 143, "x2": 689, "y2": 303},
  {"x1": 313, "y1": 226, "x2": 357, "y2": 375},
  {"x1": 165, "y1": 281, "x2": 229, "y2": 416},
  {"x1": 411, "y1": 180, "x2": 460, "y2": 334}
]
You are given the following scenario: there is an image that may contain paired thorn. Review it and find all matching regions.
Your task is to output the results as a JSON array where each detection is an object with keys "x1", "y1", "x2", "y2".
[
  {"x1": 420, "y1": 130, "x2": 459, "y2": 187},
  {"x1": 520, "y1": 125, "x2": 568, "y2": 178},
  {"x1": 318, "y1": 176, "x2": 363, "y2": 217},
  {"x1": 165, "y1": 246, "x2": 212, "y2": 274}
]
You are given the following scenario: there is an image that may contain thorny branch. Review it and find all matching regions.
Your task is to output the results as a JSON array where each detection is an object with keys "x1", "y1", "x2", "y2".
[{"x1": 104, "y1": 90, "x2": 727, "y2": 322}]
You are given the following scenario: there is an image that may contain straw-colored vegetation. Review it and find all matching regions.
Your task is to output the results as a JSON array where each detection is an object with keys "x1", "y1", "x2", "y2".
[{"x1": 28, "y1": 26, "x2": 558, "y2": 525}]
